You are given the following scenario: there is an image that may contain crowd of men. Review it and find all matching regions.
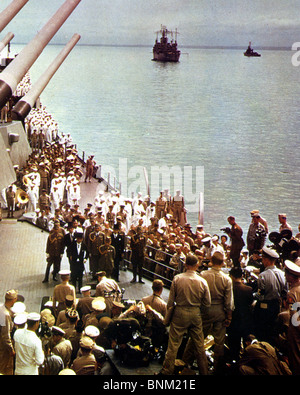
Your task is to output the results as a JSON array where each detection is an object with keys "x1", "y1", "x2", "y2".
[
  {"x1": 0, "y1": 273, "x2": 170, "y2": 375},
  {"x1": 2, "y1": 99, "x2": 300, "y2": 375}
]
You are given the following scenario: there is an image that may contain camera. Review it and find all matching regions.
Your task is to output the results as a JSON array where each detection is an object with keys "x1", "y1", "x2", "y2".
[{"x1": 220, "y1": 227, "x2": 230, "y2": 234}]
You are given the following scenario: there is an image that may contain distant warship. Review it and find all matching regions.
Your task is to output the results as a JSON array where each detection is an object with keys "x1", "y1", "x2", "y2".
[
  {"x1": 152, "y1": 25, "x2": 181, "y2": 62},
  {"x1": 244, "y1": 41, "x2": 261, "y2": 57}
]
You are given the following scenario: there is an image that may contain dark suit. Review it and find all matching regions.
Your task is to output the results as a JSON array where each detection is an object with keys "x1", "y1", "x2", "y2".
[
  {"x1": 69, "y1": 240, "x2": 88, "y2": 292},
  {"x1": 64, "y1": 231, "x2": 76, "y2": 263},
  {"x1": 227, "y1": 281, "x2": 254, "y2": 361},
  {"x1": 111, "y1": 231, "x2": 125, "y2": 281}
]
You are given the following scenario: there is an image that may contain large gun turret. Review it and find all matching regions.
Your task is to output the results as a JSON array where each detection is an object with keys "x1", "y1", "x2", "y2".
[
  {"x1": 0, "y1": 32, "x2": 14, "y2": 54},
  {"x1": 0, "y1": 0, "x2": 81, "y2": 110},
  {"x1": 12, "y1": 33, "x2": 81, "y2": 121},
  {"x1": 0, "y1": 0, "x2": 29, "y2": 33}
]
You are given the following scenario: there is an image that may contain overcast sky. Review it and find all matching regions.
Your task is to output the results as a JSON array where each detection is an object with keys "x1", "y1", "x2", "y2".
[{"x1": 0, "y1": 0, "x2": 299, "y2": 48}]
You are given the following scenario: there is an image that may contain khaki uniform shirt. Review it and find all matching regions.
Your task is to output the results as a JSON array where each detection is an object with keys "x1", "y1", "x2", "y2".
[
  {"x1": 200, "y1": 267, "x2": 234, "y2": 311},
  {"x1": 0, "y1": 304, "x2": 14, "y2": 374},
  {"x1": 142, "y1": 294, "x2": 167, "y2": 317},
  {"x1": 52, "y1": 338, "x2": 72, "y2": 368},
  {"x1": 168, "y1": 270, "x2": 211, "y2": 309}
]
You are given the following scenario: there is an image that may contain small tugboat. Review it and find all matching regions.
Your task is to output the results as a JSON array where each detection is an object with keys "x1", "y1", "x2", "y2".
[
  {"x1": 244, "y1": 41, "x2": 261, "y2": 57},
  {"x1": 152, "y1": 25, "x2": 181, "y2": 62}
]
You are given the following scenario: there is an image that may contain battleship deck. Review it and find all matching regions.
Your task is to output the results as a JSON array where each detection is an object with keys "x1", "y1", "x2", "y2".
[{"x1": 0, "y1": 170, "x2": 170, "y2": 313}]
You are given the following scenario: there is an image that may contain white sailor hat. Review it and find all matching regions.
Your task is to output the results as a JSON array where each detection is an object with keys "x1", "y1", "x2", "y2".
[
  {"x1": 80, "y1": 285, "x2": 91, "y2": 293},
  {"x1": 14, "y1": 313, "x2": 28, "y2": 326},
  {"x1": 11, "y1": 302, "x2": 26, "y2": 315},
  {"x1": 284, "y1": 260, "x2": 300, "y2": 277},
  {"x1": 59, "y1": 269, "x2": 71, "y2": 276},
  {"x1": 27, "y1": 312, "x2": 41, "y2": 321},
  {"x1": 262, "y1": 246, "x2": 279, "y2": 259},
  {"x1": 84, "y1": 325, "x2": 100, "y2": 338},
  {"x1": 92, "y1": 297, "x2": 106, "y2": 312},
  {"x1": 202, "y1": 236, "x2": 212, "y2": 243},
  {"x1": 52, "y1": 326, "x2": 65, "y2": 336}
]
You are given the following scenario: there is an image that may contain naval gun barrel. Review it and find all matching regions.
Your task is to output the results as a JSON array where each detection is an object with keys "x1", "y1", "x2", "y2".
[
  {"x1": 0, "y1": 32, "x2": 14, "y2": 53},
  {"x1": 0, "y1": 0, "x2": 81, "y2": 110},
  {"x1": 0, "y1": 0, "x2": 29, "y2": 33},
  {"x1": 12, "y1": 33, "x2": 81, "y2": 121}
]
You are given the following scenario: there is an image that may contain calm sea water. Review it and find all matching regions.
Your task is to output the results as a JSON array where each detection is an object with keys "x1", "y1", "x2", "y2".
[{"x1": 17, "y1": 44, "x2": 300, "y2": 235}]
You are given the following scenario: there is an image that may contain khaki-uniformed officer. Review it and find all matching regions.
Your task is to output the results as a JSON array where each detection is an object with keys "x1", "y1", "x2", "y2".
[
  {"x1": 38, "y1": 163, "x2": 50, "y2": 193},
  {"x1": 183, "y1": 251, "x2": 234, "y2": 374},
  {"x1": 99, "y1": 237, "x2": 115, "y2": 278},
  {"x1": 71, "y1": 336, "x2": 96, "y2": 375},
  {"x1": 42, "y1": 220, "x2": 65, "y2": 282},
  {"x1": 0, "y1": 290, "x2": 18, "y2": 375},
  {"x1": 87, "y1": 223, "x2": 105, "y2": 278},
  {"x1": 141, "y1": 279, "x2": 167, "y2": 318},
  {"x1": 51, "y1": 326, "x2": 73, "y2": 368},
  {"x1": 201, "y1": 251, "x2": 234, "y2": 372},
  {"x1": 159, "y1": 254, "x2": 211, "y2": 375},
  {"x1": 38, "y1": 189, "x2": 51, "y2": 212},
  {"x1": 52, "y1": 270, "x2": 76, "y2": 317},
  {"x1": 76, "y1": 286, "x2": 94, "y2": 320},
  {"x1": 95, "y1": 271, "x2": 120, "y2": 316}
]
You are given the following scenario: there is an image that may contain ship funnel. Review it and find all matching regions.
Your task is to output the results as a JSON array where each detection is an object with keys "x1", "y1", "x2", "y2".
[
  {"x1": 0, "y1": 32, "x2": 15, "y2": 53},
  {"x1": 0, "y1": 0, "x2": 29, "y2": 33},
  {"x1": 12, "y1": 33, "x2": 81, "y2": 121},
  {"x1": 0, "y1": 0, "x2": 81, "y2": 110}
]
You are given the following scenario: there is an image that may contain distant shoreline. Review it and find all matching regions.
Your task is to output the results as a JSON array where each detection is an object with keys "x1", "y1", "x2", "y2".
[{"x1": 10, "y1": 42, "x2": 292, "y2": 51}]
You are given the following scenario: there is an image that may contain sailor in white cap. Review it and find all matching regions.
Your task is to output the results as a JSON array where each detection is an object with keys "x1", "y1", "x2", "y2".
[
  {"x1": 14, "y1": 312, "x2": 44, "y2": 375},
  {"x1": 253, "y1": 246, "x2": 287, "y2": 344},
  {"x1": 200, "y1": 236, "x2": 214, "y2": 260},
  {"x1": 13, "y1": 313, "x2": 28, "y2": 329}
]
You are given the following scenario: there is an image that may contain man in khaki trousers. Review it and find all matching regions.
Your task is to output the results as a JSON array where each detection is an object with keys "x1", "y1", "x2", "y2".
[{"x1": 159, "y1": 254, "x2": 211, "y2": 375}]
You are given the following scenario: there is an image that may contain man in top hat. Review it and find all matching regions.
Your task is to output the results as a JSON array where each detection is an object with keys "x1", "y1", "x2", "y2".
[
  {"x1": 253, "y1": 246, "x2": 287, "y2": 345},
  {"x1": 13, "y1": 312, "x2": 44, "y2": 375},
  {"x1": 52, "y1": 270, "x2": 76, "y2": 317},
  {"x1": 110, "y1": 224, "x2": 125, "y2": 282},
  {"x1": 0, "y1": 290, "x2": 18, "y2": 375},
  {"x1": 69, "y1": 231, "x2": 89, "y2": 293}
]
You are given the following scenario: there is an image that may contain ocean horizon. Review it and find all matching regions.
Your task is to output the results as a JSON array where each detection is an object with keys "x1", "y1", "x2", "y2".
[{"x1": 12, "y1": 43, "x2": 300, "y2": 237}]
